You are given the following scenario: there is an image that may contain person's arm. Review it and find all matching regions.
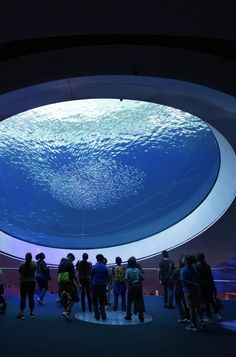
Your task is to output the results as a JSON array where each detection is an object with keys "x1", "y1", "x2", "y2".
[
  {"x1": 125, "y1": 269, "x2": 130, "y2": 283},
  {"x1": 139, "y1": 269, "x2": 144, "y2": 282},
  {"x1": 71, "y1": 264, "x2": 80, "y2": 286}
]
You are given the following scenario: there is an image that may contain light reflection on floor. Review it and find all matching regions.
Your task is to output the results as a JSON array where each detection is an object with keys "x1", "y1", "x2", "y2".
[
  {"x1": 219, "y1": 320, "x2": 236, "y2": 332},
  {"x1": 75, "y1": 310, "x2": 153, "y2": 325}
]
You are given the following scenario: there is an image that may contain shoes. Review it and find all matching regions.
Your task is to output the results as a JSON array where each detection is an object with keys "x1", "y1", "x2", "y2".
[
  {"x1": 113, "y1": 307, "x2": 118, "y2": 312},
  {"x1": 177, "y1": 317, "x2": 187, "y2": 323},
  {"x1": 139, "y1": 313, "x2": 144, "y2": 322},
  {"x1": 37, "y1": 298, "x2": 44, "y2": 305},
  {"x1": 201, "y1": 323, "x2": 208, "y2": 330},
  {"x1": 56, "y1": 298, "x2": 62, "y2": 306},
  {"x1": 16, "y1": 313, "x2": 24, "y2": 319},
  {"x1": 101, "y1": 313, "x2": 106, "y2": 321},
  {"x1": 186, "y1": 324, "x2": 198, "y2": 331},
  {"x1": 94, "y1": 312, "x2": 100, "y2": 320},
  {"x1": 124, "y1": 316, "x2": 132, "y2": 321},
  {"x1": 62, "y1": 311, "x2": 71, "y2": 320},
  {"x1": 30, "y1": 313, "x2": 34, "y2": 319},
  {"x1": 216, "y1": 314, "x2": 223, "y2": 323}
]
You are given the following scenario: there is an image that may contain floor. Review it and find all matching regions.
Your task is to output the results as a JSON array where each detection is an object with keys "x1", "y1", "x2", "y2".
[{"x1": 0, "y1": 294, "x2": 235, "y2": 357}]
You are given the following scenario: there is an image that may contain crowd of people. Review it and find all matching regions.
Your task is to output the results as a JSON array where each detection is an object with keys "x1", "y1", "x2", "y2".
[
  {"x1": 14, "y1": 252, "x2": 145, "y2": 322},
  {"x1": 159, "y1": 250, "x2": 223, "y2": 331},
  {"x1": 0, "y1": 250, "x2": 223, "y2": 330}
]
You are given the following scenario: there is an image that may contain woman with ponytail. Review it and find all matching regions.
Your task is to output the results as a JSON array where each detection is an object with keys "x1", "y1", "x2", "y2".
[{"x1": 17, "y1": 252, "x2": 37, "y2": 319}]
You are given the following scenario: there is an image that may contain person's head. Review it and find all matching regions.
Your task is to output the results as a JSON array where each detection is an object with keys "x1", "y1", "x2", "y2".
[
  {"x1": 162, "y1": 250, "x2": 169, "y2": 258},
  {"x1": 177, "y1": 257, "x2": 184, "y2": 269},
  {"x1": 82, "y1": 253, "x2": 88, "y2": 261},
  {"x1": 103, "y1": 257, "x2": 108, "y2": 265},
  {"x1": 183, "y1": 255, "x2": 192, "y2": 266},
  {"x1": 67, "y1": 253, "x2": 75, "y2": 262},
  {"x1": 25, "y1": 252, "x2": 32, "y2": 263},
  {"x1": 190, "y1": 255, "x2": 197, "y2": 264},
  {"x1": 115, "y1": 256, "x2": 122, "y2": 265},
  {"x1": 196, "y1": 253, "x2": 205, "y2": 263},
  {"x1": 127, "y1": 256, "x2": 136, "y2": 268},
  {"x1": 96, "y1": 254, "x2": 104, "y2": 262},
  {"x1": 35, "y1": 252, "x2": 45, "y2": 261}
]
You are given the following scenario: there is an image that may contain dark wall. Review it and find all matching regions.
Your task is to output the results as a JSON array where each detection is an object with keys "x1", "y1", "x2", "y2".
[{"x1": 1, "y1": 1, "x2": 236, "y2": 41}]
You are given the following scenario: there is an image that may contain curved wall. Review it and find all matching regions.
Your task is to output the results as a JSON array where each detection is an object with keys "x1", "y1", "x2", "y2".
[{"x1": 0, "y1": 1, "x2": 236, "y2": 268}]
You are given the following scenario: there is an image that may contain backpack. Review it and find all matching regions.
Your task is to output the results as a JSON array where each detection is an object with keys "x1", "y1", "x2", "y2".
[
  {"x1": 114, "y1": 266, "x2": 125, "y2": 283},
  {"x1": 57, "y1": 271, "x2": 70, "y2": 284}
]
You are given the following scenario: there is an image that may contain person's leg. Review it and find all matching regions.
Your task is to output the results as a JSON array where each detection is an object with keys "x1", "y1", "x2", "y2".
[
  {"x1": 85, "y1": 281, "x2": 92, "y2": 312},
  {"x1": 163, "y1": 284, "x2": 168, "y2": 307},
  {"x1": 175, "y1": 292, "x2": 185, "y2": 319},
  {"x1": 134, "y1": 286, "x2": 145, "y2": 322},
  {"x1": 62, "y1": 283, "x2": 77, "y2": 320},
  {"x1": 181, "y1": 291, "x2": 190, "y2": 320},
  {"x1": 184, "y1": 291, "x2": 197, "y2": 329},
  {"x1": 121, "y1": 284, "x2": 127, "y2": 311},
  {"x1": 28, "y1": 282, "x2": 36, "y2": 317},
  {"x1": 80, "y1": 282, "x2": 86, "y2": 312},
  {"x1": 194, "y1": 288, "x2": 203, "y2": 324},
  {"x1": 113, "y1": 291, "x2": 119, "y2": 311},
  {"x1": 99, "y1": 285, "x2": 107, "y2": 320},
  {"x1": 92, "y1": 285, "x2": 100, "y2": 319},
  {"x1": 18, "y1": 282, "x2": 27, "y2": 318},
  {"x1": 125, "y1": 286, "x2": 134, "y2": 320},
  {"x1": 40, "y1": 280, "x2": 48, "y2": 301},
  {"x1": 167, "y1": 285, "x2": 174, "y2": 308}
]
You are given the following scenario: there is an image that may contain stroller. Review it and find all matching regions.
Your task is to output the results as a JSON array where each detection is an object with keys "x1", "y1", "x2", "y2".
[{"x1": 0, "y1": 284, "x2": 7, "y2": 313}]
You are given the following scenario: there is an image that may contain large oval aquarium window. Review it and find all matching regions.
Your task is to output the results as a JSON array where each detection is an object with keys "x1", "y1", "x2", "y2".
[{"x1": 0, "y1": 99, "x2": 220, "y2": 249}]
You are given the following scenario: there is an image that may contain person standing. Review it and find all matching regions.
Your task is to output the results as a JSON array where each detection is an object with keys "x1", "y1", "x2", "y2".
[
  {"x1": 35, "y1": 252, "x2": 50, "y2": 305},
  {"x1": 112, "y1": 256, "x2": 126, "y2": 312},
  {"x1": 196, "y1": 253, "x2": 222, "y2": 323},
  {"x1": 58, "y1": 253, "x2": 80, "y2": 320},
  {"x1": 125, "y1": 256, "x2": 145, "y2": 322},
  {"x1": 159, "y1": 250, "x2": 175, "y2": 308},
  {"x1": 17, "y1": 252, "x2": 37, "y2": 319},
  {"x1": 76, "y1": 253, "x2": 92, "y2": 312},
  {"x1": 181, "y1": 255, "x2": 203, "y2": 331},
  {"x1": 171, "y1": 258, "x2": 189, "y2": 322},
  {"x1": 91, "y1": 254, "x2": 109, "y2": 321}
]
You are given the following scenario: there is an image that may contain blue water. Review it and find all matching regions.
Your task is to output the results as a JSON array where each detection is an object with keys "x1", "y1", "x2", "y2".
[{"x1": 0, "y1": 99, "x2": 220, "y2": 248}]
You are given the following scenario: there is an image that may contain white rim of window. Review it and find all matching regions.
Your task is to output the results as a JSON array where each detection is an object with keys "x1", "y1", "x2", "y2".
[{"x1": 0, "y1": 75, "x2": 235, "y2": 264}]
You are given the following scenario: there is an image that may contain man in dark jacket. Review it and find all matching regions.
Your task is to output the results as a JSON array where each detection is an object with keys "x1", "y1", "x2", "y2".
[
  {"x1": 159, "y1": 250, "x2": 175, "y2": 308},
  {"x1": 76, "y1": 253, "x2": 92, "y2": 312}
]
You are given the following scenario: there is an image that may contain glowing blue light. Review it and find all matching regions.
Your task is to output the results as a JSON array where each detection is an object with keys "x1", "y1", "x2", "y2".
[{"x1": 0, "y1": 99, "x2": 219, "y2": 249}]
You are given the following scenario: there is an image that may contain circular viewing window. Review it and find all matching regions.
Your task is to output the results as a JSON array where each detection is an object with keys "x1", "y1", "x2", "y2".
[{"x1": 0, "y1": 98, "x2": 220, "y2": 249}]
